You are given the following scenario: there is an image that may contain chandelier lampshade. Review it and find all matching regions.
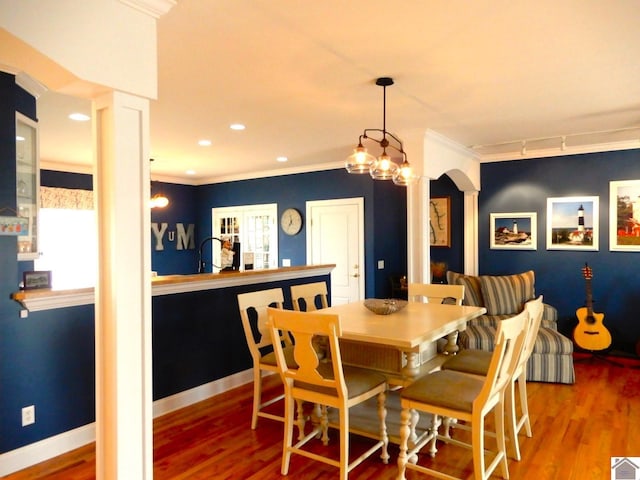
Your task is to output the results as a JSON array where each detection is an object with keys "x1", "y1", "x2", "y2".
[
  {"x1": 345, "y1": 144, "x2": 376, "y2": 173},
  {"x1": 345, "y1": 77, "x2": 415, "y2": 186}
]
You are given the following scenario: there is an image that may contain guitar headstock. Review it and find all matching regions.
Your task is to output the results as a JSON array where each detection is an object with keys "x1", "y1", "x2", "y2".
[{"x1": 582, "y1": 262, "x2": 593, "y2": 280}]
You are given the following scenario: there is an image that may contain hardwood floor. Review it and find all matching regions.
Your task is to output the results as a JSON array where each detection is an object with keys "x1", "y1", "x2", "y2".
[{"x1": 5, "y1": 352, "x2": 640, "y2": 479}]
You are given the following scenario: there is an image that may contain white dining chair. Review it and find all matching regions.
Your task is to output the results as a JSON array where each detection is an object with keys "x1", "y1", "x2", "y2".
[
  {"x1": 440, "y1": 295, "x2": 544, "y2": 460},
  {"x1": 237, "y1": 288, "x2": 297, "y2": 430},
  {"x1": 397, "y1": 308, "x2": 529, "y2": 480},
  {"x1": 408, "y1": 282, "x2": 465, "y2": 355},
  {"x1": 290, "y1": 281, "x2": 329, "y2": 311},
  {"x1": 267, "y1": 307, "x2": 389, "y2": 480}
]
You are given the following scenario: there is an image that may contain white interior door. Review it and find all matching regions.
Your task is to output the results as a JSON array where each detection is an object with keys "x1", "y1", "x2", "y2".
[{"x1": 306, "y1": 198, "x2": 364, "y2": 305}]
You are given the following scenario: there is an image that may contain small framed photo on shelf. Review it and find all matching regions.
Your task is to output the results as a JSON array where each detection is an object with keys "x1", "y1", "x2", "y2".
[
  {"x1": 490, "y1": 212, "x2": 537, "y2": 250},
  {"x1": 23, "y1": 270, "x2": 52, "y2": 290},
  {"x1": 546, "y1": 196, "x2": 599, "y2": 251},
  {"x1": 429, "y1": 196, "x2": 450, "y2": 247}
]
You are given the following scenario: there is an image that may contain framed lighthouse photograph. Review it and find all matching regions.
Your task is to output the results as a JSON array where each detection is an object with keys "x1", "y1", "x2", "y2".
[
  {"x1": 490, "y1": 212, "x2": 537, "y2": 250},
  {"x1": 609, "y1": 179, "x2": 640, "y2": 251},
  {"x1": 546, "y1": 196, "x2": 599, "y2": 251}
]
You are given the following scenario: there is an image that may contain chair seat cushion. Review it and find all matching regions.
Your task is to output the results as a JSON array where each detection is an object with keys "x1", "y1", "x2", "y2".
[
  {"x1": 441, "y1": 349, "x2": 492, "y2": 376},
  {"x1": 261, "y1": 345, "x2": 297, "y2": 368},
  {"x1": 401, "y1": 370, "x2": 484, "y2": 413},
  {"x1": 294, "y1": 363, "x2": 386, "y2": 399}
]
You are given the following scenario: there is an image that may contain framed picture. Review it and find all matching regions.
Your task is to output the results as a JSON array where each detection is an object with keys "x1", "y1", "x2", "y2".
[
  {"x1": 490, "y1": 212, "x2": 537, "y2": 250},
  {"x1": 546, "y1": 196, "x2": 599, "y2": 250},
  {"x1": 23, "y1": 270, "x2": 52, "y2": 290},
  {"x1": 609, "y1": 179, "x2": 640, "y2": 251},
  {"x1": 429, "y1": 196, "x2": 450, "y2": 247}
]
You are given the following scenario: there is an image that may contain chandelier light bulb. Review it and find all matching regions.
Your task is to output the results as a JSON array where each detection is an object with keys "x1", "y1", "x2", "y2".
[
  {"x1": 370, "y1": 153, "x2": 398, "y2": 180},
  {"x1": 345, "y1": 145, "x2": 375, "y2": 173},
  {"x1": 393, "y1": 159, "x2": 417, "y2": 186}
]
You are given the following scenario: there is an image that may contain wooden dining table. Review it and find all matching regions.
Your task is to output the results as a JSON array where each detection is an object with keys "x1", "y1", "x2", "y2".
[
  {"x1": 319, "y1": 300, "x2": 487, "y2": 387},
  {"x1": 319, "y1": 299, "x2": 487, "y2": 444}
]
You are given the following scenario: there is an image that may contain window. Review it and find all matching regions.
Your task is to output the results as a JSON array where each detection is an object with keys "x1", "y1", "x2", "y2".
[
  {"x1": 34, "y1": 187, "x2": 96, "y2": 289},
  {"x1": 212, "y1": 204, "x2": 277, "y2": 271},
  {"x1": 35, "y1": 208, "x2": 97, "y2": 289}
]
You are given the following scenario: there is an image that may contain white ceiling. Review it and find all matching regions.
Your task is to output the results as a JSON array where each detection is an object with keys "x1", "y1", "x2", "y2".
[{"x1": 37, "y1": 0, "x2": 640, "y2": 184}]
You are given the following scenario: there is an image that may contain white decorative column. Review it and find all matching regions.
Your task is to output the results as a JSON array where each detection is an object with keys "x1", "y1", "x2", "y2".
[
  {"x1": 94, "y1": 91, "x2": 152, "y2": 480},
  {"x1": 463, "y1": 191, "x2": 479, "y2": 275}
]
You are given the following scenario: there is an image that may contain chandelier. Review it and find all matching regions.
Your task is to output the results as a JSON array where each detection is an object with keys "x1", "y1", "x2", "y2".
[{"x1": 345, "y1": 77, "x2": 416, "y2": 186}]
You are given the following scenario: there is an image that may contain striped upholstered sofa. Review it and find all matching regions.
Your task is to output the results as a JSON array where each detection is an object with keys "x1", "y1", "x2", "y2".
[{"x1": 447, "y1": 270, "x2": 575, "y2": 384}]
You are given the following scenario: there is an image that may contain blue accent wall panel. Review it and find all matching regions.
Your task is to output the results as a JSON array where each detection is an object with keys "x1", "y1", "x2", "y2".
[
  {"x1": 41, "y1": 170, "x2": 92, "y2": 190},
  {"x1": 480, "y1": 149, "x2": 640, "y2": 350},
  {"x1": 152, "y1": 274, "x2": 331, "y2": 399},
  {"x1": 150, "y1": 182, "x2": 199, "y2": 275},
  {"x1": 430, "y1": 175, "x2": 465, "y2": 275},
  {"x1": 373, "y1": 179, "x2": 407, "y2": 297},
  {"x1": 195, "y1": 169, "x2": 406, "y2": 299}
]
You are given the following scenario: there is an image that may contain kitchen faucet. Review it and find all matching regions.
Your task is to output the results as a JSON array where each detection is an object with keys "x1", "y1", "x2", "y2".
[{"x1": 197, "y1": 236, "x2": 222, "y2": 273}]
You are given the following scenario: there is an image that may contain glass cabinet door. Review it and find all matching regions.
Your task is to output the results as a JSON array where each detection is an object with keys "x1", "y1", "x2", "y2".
[{"x1": 16, "y1": 112, "x2": 39, "y2": 261}]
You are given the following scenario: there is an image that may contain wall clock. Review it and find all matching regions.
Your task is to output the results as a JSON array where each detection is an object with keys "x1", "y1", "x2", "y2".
[{"x1": 281, "y1": 208, "x2": 303, "y2": 235}]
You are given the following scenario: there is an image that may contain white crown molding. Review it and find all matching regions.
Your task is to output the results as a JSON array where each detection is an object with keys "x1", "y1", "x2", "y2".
[
  {"x1": 40, "y1": 160, "x2": 93, "y2": 175},
  {"x1": 425, "y1": 129, "x2": 480, "y2": 160},
  {"x1": 197, "y1": 160, "x2": 344, "y2": 185},
  {"x1": 15, "y1": 72, "x2": 48, "y2": 99},
  {"x1": 119, "y1": 0, "x2": 176, "y2": 18}
]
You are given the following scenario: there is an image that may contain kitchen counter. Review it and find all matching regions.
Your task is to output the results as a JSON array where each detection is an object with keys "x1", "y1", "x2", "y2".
[{"x1": 12, "y1": 264, "x2": 335, "y2": 312}]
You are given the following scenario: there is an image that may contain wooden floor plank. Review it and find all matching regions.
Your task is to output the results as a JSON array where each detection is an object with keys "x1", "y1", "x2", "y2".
[{"x1": 4, "y1": 352, "x2": 640, "y2": 479}]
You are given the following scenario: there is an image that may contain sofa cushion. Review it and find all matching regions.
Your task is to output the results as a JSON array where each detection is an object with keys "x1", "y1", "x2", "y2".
[
  {"x1": 460, "y1": 324, "x2": 573, "y2": 355},
  {"x1": 446, "y1": 271, "x2": 484, "y2": 307},
  {"x1": 479, "y1": 270, "x2": 535, "y2": 315}
]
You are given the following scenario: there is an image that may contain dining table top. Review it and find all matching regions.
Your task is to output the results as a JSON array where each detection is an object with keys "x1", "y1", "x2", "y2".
[{"x1": 319, "y1": 300, "x2": 487, "y2": 351}]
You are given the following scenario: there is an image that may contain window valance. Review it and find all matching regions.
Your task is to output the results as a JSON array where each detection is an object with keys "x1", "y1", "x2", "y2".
[{"x1": 40, "y1": 186, "x2": 94, "y2": 210}]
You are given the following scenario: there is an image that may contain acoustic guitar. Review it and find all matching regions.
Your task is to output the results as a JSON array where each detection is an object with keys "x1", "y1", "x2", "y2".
[{"x1": 574, "y1": 263, "x2": 612, "y2": 351}]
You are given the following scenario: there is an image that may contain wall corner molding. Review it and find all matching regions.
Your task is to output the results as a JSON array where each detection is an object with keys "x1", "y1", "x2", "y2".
[{"x1": 119, "y1": 0, "x2": 177, "y2": 18}]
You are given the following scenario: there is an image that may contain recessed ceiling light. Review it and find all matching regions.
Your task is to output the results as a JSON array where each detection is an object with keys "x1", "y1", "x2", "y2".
[
  {"x1": 186, "y1": 169, "x2": 196, "y2": 175},
  {"x1": 230, "y1": 123, "x2": 245, "y2": 131},
  {"x1": 198, "y1": 139, "x2": 212, "y2": 146},
  {"x1": 69, "y1": 113, "x2": 90, "y2": 122},
  {"x1": 276, "y1": 156, "x2": 288, "y2": 162}
]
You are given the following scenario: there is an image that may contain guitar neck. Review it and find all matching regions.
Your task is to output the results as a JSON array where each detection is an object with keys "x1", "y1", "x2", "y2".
[{"x1": 585, "y1": 278, "x2": 593, "y2": 315}]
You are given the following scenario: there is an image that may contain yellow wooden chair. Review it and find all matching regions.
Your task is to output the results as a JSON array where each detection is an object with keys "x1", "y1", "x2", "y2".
[
  {"x1": 267, "y1": 307, "x2": 389, "y2": 480},
  {"x1": 290, "y1": 281, "x2": 329, "y2": 311},
  {"x1": 397, "y1": 308, "x2": 529, "y2": 480},
  {"x1": 440, "y1": 295, "x2": 544, "y2": 460},
  {"x1": 408, "y1": 282, "x2": 465, "y2": 355},
  {"x1": 407, "y1": 282, "x2": 464, "y2": 306},
  {"x1": 237, "y1": 288, "x2": 294, "y2": 430}
]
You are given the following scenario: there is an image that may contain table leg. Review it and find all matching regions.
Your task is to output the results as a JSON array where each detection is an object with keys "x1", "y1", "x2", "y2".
[
  {"x1": 402, "y1": 351, "x2": 420, "y2": 380},
  {"x1": 443, "y1": 330, "x2": 460, "y2": 355}
]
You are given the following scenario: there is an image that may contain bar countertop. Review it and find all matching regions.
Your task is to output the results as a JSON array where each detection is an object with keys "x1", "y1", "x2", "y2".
[{"x1": 12, "y1": 264, "x2": 335, "y2": 312}]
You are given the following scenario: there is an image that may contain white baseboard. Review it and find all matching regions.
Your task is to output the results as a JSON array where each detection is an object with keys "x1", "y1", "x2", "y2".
[{"x1": 0, "y1": 369, "x2": 253, "y2": 477}]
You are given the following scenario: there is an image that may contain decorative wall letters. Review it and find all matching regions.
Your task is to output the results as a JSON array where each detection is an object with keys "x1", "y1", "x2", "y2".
[{"x1": 151, "y1": 222, "x2": 195, "y2": 251}]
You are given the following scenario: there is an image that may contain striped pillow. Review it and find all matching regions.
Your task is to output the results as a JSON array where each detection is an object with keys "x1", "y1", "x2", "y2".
[
  {"x1": 446, "y1": 271, "x2": 484, "y2": 307},
  {"x1": 479, "y1": 271, "x2": 535, "y2": 315}
]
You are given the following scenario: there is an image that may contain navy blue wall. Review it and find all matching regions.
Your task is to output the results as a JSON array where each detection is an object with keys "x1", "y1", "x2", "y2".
[
  {"x1": 150, "y1": 183, "x2": 199, "y2": 275},
  {"x1": 430, "y1": 174, "x2": 465, "y2": 275},
  {"x1": 480, "y1": 150, "x2": 640, "y2": 350},
  {"x1": 195, "y1": 170, "x2": 407, "y2": 298}
]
